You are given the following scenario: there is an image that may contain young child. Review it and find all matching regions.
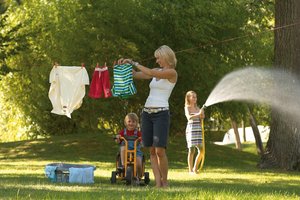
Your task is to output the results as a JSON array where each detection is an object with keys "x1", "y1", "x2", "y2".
[
  {"x1": 115, "y1": 113, "x2": 143, "y2": 178},
  {"x1": 184, "y1": 91, "x2": 205, "y2": 174}
]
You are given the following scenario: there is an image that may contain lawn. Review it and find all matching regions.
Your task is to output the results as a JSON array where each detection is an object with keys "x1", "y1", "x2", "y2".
[{"x1": 0, "y1": 132, "x2": 299, "y2": 200}]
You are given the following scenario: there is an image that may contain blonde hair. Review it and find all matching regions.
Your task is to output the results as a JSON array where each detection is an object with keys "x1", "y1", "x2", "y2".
[
  {"x1": 185, "y1": 90, "x2": 198, "y2": 108},
  {"x1": 154, "y1": 45, "x2": 177, "y2": 68},
  {"x1": 124, "y1": 112, "x2": 139, "y2": 128}
]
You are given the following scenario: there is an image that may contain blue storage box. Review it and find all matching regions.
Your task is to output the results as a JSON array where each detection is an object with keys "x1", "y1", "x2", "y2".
[{"x1": 45, "y1": 163, "x2": 96, "y2": 183}]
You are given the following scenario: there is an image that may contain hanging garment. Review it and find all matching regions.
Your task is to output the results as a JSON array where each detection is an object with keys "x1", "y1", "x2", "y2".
[
  {"x1": 48, "y1": 66, "x2": 89, "y2": 118},
  {"x1": 88, "y1": 67, "x2": 112, "y2": 99},
  {"x1": 111, "y1": 63, "x2": 136, "y2": 98}
]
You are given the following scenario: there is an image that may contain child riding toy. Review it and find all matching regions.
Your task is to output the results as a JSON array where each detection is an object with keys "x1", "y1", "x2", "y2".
[{"x1": 111, "y1": 135, "x2": 150, "y2": 185}]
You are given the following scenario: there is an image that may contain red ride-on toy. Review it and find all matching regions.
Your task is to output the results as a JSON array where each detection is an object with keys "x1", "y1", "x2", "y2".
[{"x1": 111, "y1": 136, "x2": 150, "y2": 185}]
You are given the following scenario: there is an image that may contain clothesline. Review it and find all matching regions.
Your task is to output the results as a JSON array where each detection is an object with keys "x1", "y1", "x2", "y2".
[
  {"x1": 53, "y1": 62, "x2": 117, "y2": 69},
  {"x1": 51, "y1": 21, "x2": 300, "y2": 68},
  {"x1": 140, "y1": 21, "x2": 300, "y2": 62}
]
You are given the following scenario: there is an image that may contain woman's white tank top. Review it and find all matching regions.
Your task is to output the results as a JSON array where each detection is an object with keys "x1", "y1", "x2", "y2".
[{"x1": 144, "y1": 78, "x2": 176, "y2": 107}]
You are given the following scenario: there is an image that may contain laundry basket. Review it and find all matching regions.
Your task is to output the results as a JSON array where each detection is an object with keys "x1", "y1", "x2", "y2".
[{"x1": 45, "y1": 163, "x2": 96, "y2": 183}]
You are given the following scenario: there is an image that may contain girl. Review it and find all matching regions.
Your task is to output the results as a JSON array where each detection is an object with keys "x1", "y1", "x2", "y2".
[{"x1": 184, "y1": 91, "x2": 205, "y2": 174}]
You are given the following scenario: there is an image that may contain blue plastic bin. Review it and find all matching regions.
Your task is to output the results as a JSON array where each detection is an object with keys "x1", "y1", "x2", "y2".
[{"x1": 45, "y1": 163, "x2": 96, "y2": 183}]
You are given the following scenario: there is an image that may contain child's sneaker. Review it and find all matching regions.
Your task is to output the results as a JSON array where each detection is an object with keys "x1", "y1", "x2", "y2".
[{"x1": 117, "y1": 166, "x2": 124, "y2": 173}]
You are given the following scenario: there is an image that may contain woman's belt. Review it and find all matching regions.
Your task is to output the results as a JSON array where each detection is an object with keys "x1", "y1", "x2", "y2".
[{"x1": 143, "y1": 107, "x2": 169, "y2": 114}]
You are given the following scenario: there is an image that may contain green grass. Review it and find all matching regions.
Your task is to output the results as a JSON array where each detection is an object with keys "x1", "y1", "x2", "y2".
[{"x1": 0, "y1": 132, "x2": 299, "y2": 200}]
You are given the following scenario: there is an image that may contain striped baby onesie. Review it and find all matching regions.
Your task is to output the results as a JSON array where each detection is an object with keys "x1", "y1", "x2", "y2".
[{"x1": 111, "y1": 63, "x2": 137, "y2": 98}]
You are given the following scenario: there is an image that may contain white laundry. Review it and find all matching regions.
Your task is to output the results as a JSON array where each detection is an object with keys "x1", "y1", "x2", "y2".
[
  {"x1": 48, "y1": 66, "x2": 89, "y2": 118},
  {"x1": 69, "y1": 167, "x2": 94, "y2": 184}
]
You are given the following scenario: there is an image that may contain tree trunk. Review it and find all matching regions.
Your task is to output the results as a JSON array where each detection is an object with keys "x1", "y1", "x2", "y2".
[
  {"x1": 242, "y1": 120, "x2": 246, "y2": 142},
  {"x1": 248, "y1": 106, "x2": 264, "y2": 155},
  {"x1": 260, "y1": 0, "x2": 300, "y2": 170},
  {"x1": 231, "y1": 119, "x2": 242, "y2": 151}
]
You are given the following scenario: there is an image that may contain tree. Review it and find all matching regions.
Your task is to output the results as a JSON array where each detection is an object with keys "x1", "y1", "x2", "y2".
[
  {"x1": 260, "y1": 0, "x2": 300, "y2": 170},
  {"x1": 248, "y1": 106, "x2": 264, "y2": 155},
  {"x1": 0, "y1": 0, "x2": 274, "y2": 141},
  {"x1": 230, "y1": 118, "x2": 242, "y2": 151}
]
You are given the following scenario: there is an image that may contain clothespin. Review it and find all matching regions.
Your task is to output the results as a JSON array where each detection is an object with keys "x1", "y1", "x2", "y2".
[
  {"x1": 112, "y1": 60, "x2": 116, "y2": 68},
  {"x1": 81, "y1": 63, "x2": 85, "y2": 68},
  {"x1": 96, "y1": 62, "x2": 100, "y2": 68}
]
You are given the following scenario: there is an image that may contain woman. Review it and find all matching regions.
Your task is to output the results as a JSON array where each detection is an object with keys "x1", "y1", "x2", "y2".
[{"x1": 119, "y1": 45, "x2": 177, "y2": 188}]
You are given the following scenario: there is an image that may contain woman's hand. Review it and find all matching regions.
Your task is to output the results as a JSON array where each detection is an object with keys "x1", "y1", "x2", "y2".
[
  {"x1": 117, "y1": 58, "x2": 124, "y2": 65},
  {"x1": 199, "y1": 108, "x2": 205, "y2": 119},
  {"x1": 132, "y1": 69, "x2": 137, "y2": 77},
  {"x1": 117, "y1": 58, "x2": 133, "y2": 65},
  {"x1": 117, "y1": 58, "x2": 139, "y2": 66}
]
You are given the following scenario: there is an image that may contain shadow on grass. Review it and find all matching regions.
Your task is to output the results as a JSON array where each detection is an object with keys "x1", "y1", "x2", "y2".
[
  {"x1": 1, "y1": 133, "x2": 299, "y2": 199},
  {"x1": 169, "y1": 178, "x2": 300, "y2": 196},
  {"x1": 0, "y1": 132, "x2": 118, "y2": 163},
  {"x1": 0, "y1": 132, "x2": 291, "y2": 174},
  {"x1": 0, "y1": 174, "x2": 299, "y2": 199},
  {"x1": 168, "y1": 135, "x2": 261, "y2": 172},
  {"x1": 0, "y1": 174, "x2": 156, "y2": 199}
]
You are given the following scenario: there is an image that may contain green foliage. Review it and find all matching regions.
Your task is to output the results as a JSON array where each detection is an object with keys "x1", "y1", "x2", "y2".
[
  {"x1": 205, "y1": 130, "x2": 226, "y2": 142},
  {"x1": 0, "y1": 0, "x2": 274, "y2": 141}
]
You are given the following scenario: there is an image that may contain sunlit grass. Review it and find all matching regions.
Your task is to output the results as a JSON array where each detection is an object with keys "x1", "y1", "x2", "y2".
[{"x1": 0, "y1": 133, "x2": 299, "y2": 199}]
